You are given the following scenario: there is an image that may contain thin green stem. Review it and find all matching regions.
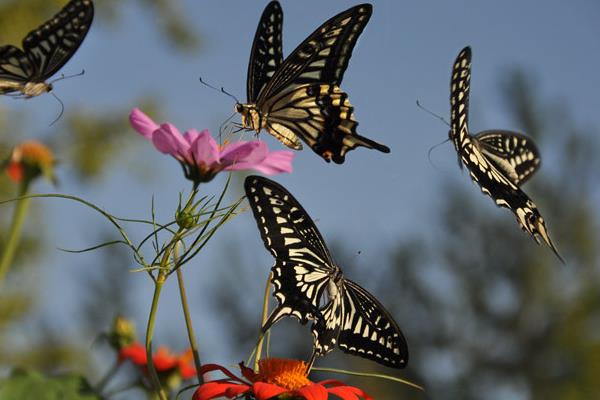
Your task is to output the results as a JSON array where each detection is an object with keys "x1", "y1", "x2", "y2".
[
  {"x1": 174, "y1": 242, "x2": 204, "y2": 385},
  {"x1": 0, "y1": 181, "x2": 31, "y2": 283},
  {"x1": 311, "y1": 367, "x2": 425, "y2": 392},
  {"x1": 254, "y1": 272, "x2": 272, "y2": 370},
  {"x1": 145, "y1": 275, "x2": 167, "y2": 400}
]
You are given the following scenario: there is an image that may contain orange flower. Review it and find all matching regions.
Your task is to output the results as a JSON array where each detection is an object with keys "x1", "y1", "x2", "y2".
[
  {"x1": 193, "y1": 358, "x2": 373, "y2": 400},
  {"x1": 4, "y1": 140, "x2": 55, "y2": 184},
  {"x1": 118, "y1": 342, "x2": 196, "y2": 380}
]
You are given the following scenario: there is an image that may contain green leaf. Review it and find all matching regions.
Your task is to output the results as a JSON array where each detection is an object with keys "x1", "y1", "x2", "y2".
[{"x1": 0, "y1": 370, "x2": 100, "y2": 400}]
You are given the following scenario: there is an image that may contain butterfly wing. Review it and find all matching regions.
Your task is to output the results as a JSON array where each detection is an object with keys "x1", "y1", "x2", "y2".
[
  {"x1": 257, "y1": 3, "x2": 372, "y2": 104},
  {"x1": 450, "y1": 46, "x2": 563, "y2": 262},
  {"x1": 265, "y1": 83, "x2": 390, "y2": 163},
  {"x1": 0, "y1": 46, "x2": 36, "y2": 92},
  {"x1": 474, "y1": 130, "x2": 541, "y2": 185},
  {"x1": 247, "y1": 1, "x2": 284, "y2": 102},
  {"x1": 22, "y1": 0, "x2": 94, "y2": 81},
  {"x1": 244, "y1": 176, "x2": 337, "y2": 329}
]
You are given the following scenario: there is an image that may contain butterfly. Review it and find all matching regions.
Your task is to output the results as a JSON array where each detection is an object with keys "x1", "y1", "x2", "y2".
[
  {"x1": 235, "y1": 1, "x2": 390, "y2": 164},
  {"x1": 0, "y1": 0, "x2": 94, "y2": 98},
  {"x1": 245, "y1": 175, "x2": 408, "y2": 369},
  {"x1": 449, "y1": 46, "x2": 563, "y2": 262}
]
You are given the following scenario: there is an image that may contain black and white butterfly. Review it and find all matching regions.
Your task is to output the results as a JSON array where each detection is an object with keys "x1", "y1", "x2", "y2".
[
  {"x1": 235, "y1": 1, "x2": 390, "y2": 164},
  {"x1": 449, "y1": 46, "x2": 563, "y2": 262},
  {"x1": 245, "y1": 175, "x2": 408, "y2": 369},
  {"x1": 0, "y1": 0, "x2": 94, "y2": 98}
]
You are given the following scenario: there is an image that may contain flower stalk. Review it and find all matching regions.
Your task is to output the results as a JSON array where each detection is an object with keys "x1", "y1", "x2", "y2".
[{"x1": 0, "y1": 180, "x2": 31, "y2": 283}]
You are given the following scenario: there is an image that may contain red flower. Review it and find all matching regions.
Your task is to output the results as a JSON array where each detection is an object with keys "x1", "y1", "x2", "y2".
[
  {"x1": 4, "y1": 140, "x2": 55, "y2": 184},
  {"x1": 119, "y1": 342, "x2": 196, "y2": 380},
  {"x1": 193, "y1": 358, "x2": 373, "y2": 400}
]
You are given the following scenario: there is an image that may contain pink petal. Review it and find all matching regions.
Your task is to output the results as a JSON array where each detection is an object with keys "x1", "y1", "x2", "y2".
[
  {"x1": 129, "y1": 108, "x2": 160, "y2": 139},
  {"x1": 294, "y1": 383, "x2": 329, "y2": 400},
  {"x1": 225, "y1": 150, "x2": 294, "y2": 175},
  {"x1": 190, "y1": 130, "x2": 220, "y2": 167},
  {"x1": 252, "y1": 382, "x2": 288, "y2": 400},
  {"x1": 153, "y1": 123, "x2": 192, "y2": 161},
  {"x1": 193, "y1": 382, "x2": 247, "y2": 400},
  {"x1": 220, "y1": 141, "x2": 266, "y2": 164},
  {"x1": 184, "y1": 129, "x2": 207, "y2": 146}
]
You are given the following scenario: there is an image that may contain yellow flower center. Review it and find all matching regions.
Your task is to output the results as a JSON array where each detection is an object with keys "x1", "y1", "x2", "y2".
[{"x1": 253, "y1": 358, "x2": 311, "y2": 391}]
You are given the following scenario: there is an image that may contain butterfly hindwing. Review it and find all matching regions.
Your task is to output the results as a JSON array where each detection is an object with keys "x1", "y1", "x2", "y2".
[
  {"x1": 245, "y1": 176, "x2": 335, "y2": 328},
  {"x1": 266, "y1": 83, "x2": 389, "y2": 163},
  {"x1": 247, "y1": 1, "x2": 284, "y2": 102},
  {"x1": 475, "y1": 130, "x2": 540, "y2": 185},
  {"x1": 450, "y1": 46, "x2": 562, "y2": 262},
  {"x1": 0, "y1": 46, "x2": 34, "y2": 91},
  {"x1": 23, "y1": 0, "x2": 94, "y2": 81},
  {"x1": 245, "y1": 176, "x2": 408, "y2": 369}
]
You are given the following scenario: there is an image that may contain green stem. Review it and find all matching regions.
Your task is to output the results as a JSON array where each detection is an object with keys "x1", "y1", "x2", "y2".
[
  {"x1": 175, "y1": 260, "x2": 204, "y2": 385},
  {"x1": 145, "y1": 275, "x2": 167, "y2": 400},
  {"x1": 0, "y1": 181, "x2": 31, "y2": 283},
  {"x1": 254, "y1": 272, "x2": 272, "y2": 370}
]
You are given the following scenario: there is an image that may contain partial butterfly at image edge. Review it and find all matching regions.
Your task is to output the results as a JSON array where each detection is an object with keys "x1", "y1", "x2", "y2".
[
  {"x1": 0, "y1": 0, "x2": 94, "y2": 98},
  {"x1": 449, "y1": 46, "x2": 563, "y2": 263},
  {"x1": 236, "y1": 1, "x2": 390, "y2": 164},
  {"x1": 244, "y1": 175, "x2": 408, "y2": 369}
]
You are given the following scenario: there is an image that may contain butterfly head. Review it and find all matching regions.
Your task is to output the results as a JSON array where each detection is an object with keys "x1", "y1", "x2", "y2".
[
  {"x1": 22, "y1": 82, "x2": 52, "y2": 98},
  {"x1": 235, "y1": 102, "x2": 262, "y2": 133}
]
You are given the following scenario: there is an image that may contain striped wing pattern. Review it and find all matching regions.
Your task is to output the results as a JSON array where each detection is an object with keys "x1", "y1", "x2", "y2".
[
  {"x1": 245, "y1": 176, "x2": 408, "y2": 369},
  {"x1": 475, "y1": 130, "x2": 540, "y2": 185},
  {"x1": 247, "y1": 0, "x2": 283, "y2": 102},
  {"x1": 450, "y1": 47, "x2": 562, "y2": 262},
  {"x1": 0, "y1": 0, "x2": 93, "y2": 94},
  {"x1": 265, "y1": 83, "x2": 389, "y2": 163}
]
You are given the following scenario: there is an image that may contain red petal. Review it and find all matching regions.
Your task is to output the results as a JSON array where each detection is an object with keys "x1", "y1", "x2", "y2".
[
  {"x1": 193, "y1": 382, "x2": 247, "y2": 400},
  {"x1": 252, "y1": 382, "x2": 288, "y2": 400},
  {"x1": 224, "y1": 385, "x2": 252, "y2": 397},
  {"x1": 327, "y1": 386, "x2": 373, "y2": 400},
  {"x1": 294, "y1": 383, "x2": 329, "y2": 400},
  {"x1": 5, "y1": 162, "x2": 23, "y2": 182},
  {"x1": 118, "y1": 343, "x2": 147, "y2": 365}
]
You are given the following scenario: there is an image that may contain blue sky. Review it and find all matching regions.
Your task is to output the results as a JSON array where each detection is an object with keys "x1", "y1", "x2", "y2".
[{"x1": 4, "y1": 0, "x2": 600, "y2": 373}]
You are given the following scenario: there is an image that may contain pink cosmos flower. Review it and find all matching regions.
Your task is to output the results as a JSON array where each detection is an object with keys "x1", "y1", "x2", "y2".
[{"x1": 129, "y1": 108, "x2": 294, "y2": 184}]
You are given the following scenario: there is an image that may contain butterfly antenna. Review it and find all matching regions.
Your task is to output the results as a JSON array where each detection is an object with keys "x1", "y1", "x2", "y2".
[
  {"x1": 49, "y1": 92, "x2": 65, "y2": 126},
  {"x1": 49, "y1": 69, "x2": 85, "y2": 85},
  {"x1": 220, "y1": 87, "x2": 240, "y2": 104},
  {"x1": 416, "y1": 100, "x2": 450, "y2": 127}
]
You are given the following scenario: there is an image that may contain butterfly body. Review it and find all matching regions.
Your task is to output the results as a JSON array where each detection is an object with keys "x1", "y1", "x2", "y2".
[
  {"x1": 245, "y1": 176, "x2": 408, "y2": 369},
  {"x1": 239, "y1": 1, "x2": 390, "y2": 163},
  {"x1": 450, "y1": 47, "x2": 562, "y2": 262},
  {"x1": 0, "y1": 0, "x2": 94, "y2": 98}
]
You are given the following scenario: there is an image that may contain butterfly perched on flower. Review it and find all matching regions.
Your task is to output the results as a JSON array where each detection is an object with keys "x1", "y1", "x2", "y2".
[
  {"x1": 449, "y1": 46, "x2": 563, "y2": 262},
  {"x1": 245, "y1": 176, "x2": 408, "y2": 369},
  {"x1": 0, "y1": 0, "x2": 94, "y2": 98},
  {"x1": 235, "y1": 1, "x2": 390, "y2": 164}
]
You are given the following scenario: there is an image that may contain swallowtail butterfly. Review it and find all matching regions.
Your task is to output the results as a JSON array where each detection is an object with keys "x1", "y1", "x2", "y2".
[
  {"x1": 450, "y1": 46, "x2": 563, "y2": 262},
  {"x1": 236, "y1": 1, "x2": 390, "y2": 164},
  {"x1": 245, "y1": 175, "x2": 408, "y2": 369},
  {"x1": 0, "y1": 0, "x2": 94, "y2": 98}
]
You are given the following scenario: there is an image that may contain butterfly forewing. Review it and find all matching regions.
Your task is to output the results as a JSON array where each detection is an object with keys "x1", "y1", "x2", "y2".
[
  {"x1": 245, "y1": 176, "x2": 335, "y2": 328},
  {"x1": 247, "y1": 1, "x2": 284, "y2": 102},
  {"x1": 475, "y1": 130, "x2": 540, "y2": 185},
  {"x1": 449, "y1": 47, "x2": 563, "y2": 262},
  {"x1": 23, "y1": 0, "x2": 94, "y2": 80},
  {"x1": 337, "y1": 279, "x2": 408, "y2": 368},
  {"x1": 257, "y1": 3, "x2": 372, "y2": 103}
]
